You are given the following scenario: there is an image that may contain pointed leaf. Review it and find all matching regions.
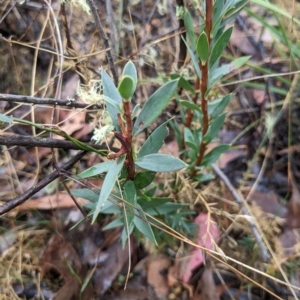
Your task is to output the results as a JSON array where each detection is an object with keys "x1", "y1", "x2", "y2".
[
  {"x1": 102, "y1": 69, "x2": 122, "y2": 131},
  {"x1": 179, "y1": 100, "x2": 201, "y2": 112},
  {"x1": 203, "y1": 113, "x2": 226, "y2": 143},
  {"x1": 184, "y1": 10, "x2": 196, "y2": 48},
  {"x1": 123, "y1": 180, "x2": 137, "y2": 229},
  {"x1": 209, "y1": 94, "x2": 232, "y2": 119},
  {"x1": 182, "y1": 37, "x2": 201, "y2": 78},
  {"x1": 92, "y1": 155, "x2": 126, "y2": 223},
  {"x1": 209, "y1": 26, "x2": 233, "y2": 68},
  {"x1": 170, "y1": 74, "x2": 195, "y2": 94},
  {"x1": 118, "y1": 76, "x2": 135, "y2": 100},
  {"x1": 133, "y1": 80, "x2": 178, "y2": 136},
  {"x1": 134, "y1": 171, "x2": 156, "y2": 189},
  {"x1": 184, "y1": 127, "x2": 198, "y2": 152},
  {"x1": 135, "y1": 154, "x2": 187, "y2": 172},
  {"x1": 138, "y1": 120, "x2": 170, "y2": 158},
  {"x1": 134, "y1": 204, "x2": 157, "y2": 245},
  {"x1": 123, "y1": 60, "x2": 137, "y2": 90},
  {"x1": 201, "y1": 144, "x2": 230, "y2": 167},
  {"x1": 197, "y1": 32, "x2": 209, "y2": 64},
  {"x1": 70, "y1": 188, "x2": 120, "y2": 214},
  {"x1": 76, "y1": 161, "x2": 114, "y2": 179}
]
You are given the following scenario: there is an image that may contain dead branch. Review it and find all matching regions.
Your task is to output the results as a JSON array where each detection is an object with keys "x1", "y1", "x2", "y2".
[
  {"x1": 0, "y1": 93, "x2": 103, "y2": 109},
  {"x1": 0, "y1": 150, "x2": 87, "y2": 215}
]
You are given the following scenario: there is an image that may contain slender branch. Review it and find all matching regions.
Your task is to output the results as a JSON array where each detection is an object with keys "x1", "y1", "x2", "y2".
[
  {"x1": 0, "y1": 150, "x2": 87, "y2": 215},
  {"x1": 86, "y1": 0, "x2": 118, "y2": 86},
  {"x1": 0, "y1": 135, "x2": 107, "y2": 151},
  {"x1": 0, "y1": 93, "x2": 103, "y2": 109}
]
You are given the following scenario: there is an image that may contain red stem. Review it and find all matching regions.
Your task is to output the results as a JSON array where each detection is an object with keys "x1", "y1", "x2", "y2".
[{"x1": 190, "y1": 0, "x2": 213, "y2": 178}]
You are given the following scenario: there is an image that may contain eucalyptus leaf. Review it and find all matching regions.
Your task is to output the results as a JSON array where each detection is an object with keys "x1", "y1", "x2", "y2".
[
  {"x1": 209, "y1": 26, "x2": 233, "y2": 68},
  {"x1": 196, "y1": 31, "x2": 209, "y2": 64},
  {"x1": 134, "y1": 204, "x2": 157, "y2": 245},
  {"x1": 76, "y1": 161, "x2": 114, "y2": 179},
  {"x1": 138, "y1": 120, "x2": 170, "y2": 158},
  {"x1": 201, "y1": 144, "x2": 230, "y2": 167},
  {"x1": 133, "y1": 80, "x2": 178, "y2": 136},
  {"x1": 92, "y1": 155, "x2": 126, "y2": 223},
  {"x1": 135, "y1": 154, "x2": 186, "y2": 172}
]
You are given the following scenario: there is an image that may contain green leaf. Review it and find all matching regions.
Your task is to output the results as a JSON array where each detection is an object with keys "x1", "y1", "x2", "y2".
[
  {"x1": 138, "y1": 120, "x2": 170, "y2": 158},
  {"x1": 139, "y1": 197, "x2": 171, "y2": 209},
  {"x1": 92, "y1": 155, "x2": 126, "y2": 223},
  {"x1": 135, "y1": 154, "x2": 186, "y2": 172},
  {"x1": 182, "y1": 37, "x2": 201, "y2": 78},
  {"x1": 103, "y1": 217, "x2": 124, "y2": 230},
  {"x1": 0, "y1": 113, "x2": 12, "y2": 123},
  {"x1": 203, "y1": 113, "x2": 226, "y2": 143},
  {"x1": 122, "y1": 60, "x2": 137, "y2": 90},
  {"x1": 102, "y1": 69, "x2": 122, "y2": 131},
  {"x1": 170, "y1": 74, "x2": 195, "y2": 94},
  {"x1": 232, "y1": 55, "x2": 251, "y2": 68},
  {"x1": 76, "y1": 161, "x2": 114, "y2": 179},
  {"x1": 118, "y1": 76, "x2": 135, "y2": 100},
  {"x1": 70, "y1": 188, "x2": 121, "y2": 214},
  {"x1": 196, "y1": 31, "x2": 209, "y2": 64},
  {"x1": 201, "y1": 144, "x2": 230, "y2": 167},
  {"x1": 184, "y1": 10, "x2": 196, "y2": 48},
  {"x1": 132, "y1": 104, "x2": 141, "y2": 118},
  {"x1": 194, "y1": 173, "x2": 214, "y2": 182},
  {"x1": 209, "y1": 26, "x2": 233, "y2": 68},
  {"x1": 123, "y1": 181, "x2": 137, "y2": 227},
  {"x1": 179, "y1": 100, "x2": 200, "y2": 112},
  {"x1": 134, "y1": 204, "x2": 157, "y2": 245},
  {"x1": 102, "y1": 69, "x2": 122, "y2": 104},
  {"x1": 209, "y1": 94, "x2": 232, "y2": 119},
  {"x1": 134, "y1": 171, "x2": 156, "y2": 189},
  {"x1": 133, "y1": 80, "x2": 178, "y2": 136},
  {"x1": 184, "y1": 127, "x2": 198, "y2": 152},
  {"x1": 144, "y1": 202, "x2": 188, "y2": 216}
]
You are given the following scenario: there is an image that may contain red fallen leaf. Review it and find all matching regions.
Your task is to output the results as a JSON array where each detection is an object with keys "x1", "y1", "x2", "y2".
[{"x1": 180, "y1": 213, "x2": 220, "y2": 283}]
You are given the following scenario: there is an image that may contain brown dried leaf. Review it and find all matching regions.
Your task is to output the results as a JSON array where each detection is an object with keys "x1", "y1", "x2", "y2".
[
  {"x1": 147, "y1": 254, "x2": 171, "y2": 298},
  {"x1": 200, "y1": 267, "x2": 220, "y2": 300},
  {"x1": 286, "y1": 180, "x2": 300, "y2": 228}
]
